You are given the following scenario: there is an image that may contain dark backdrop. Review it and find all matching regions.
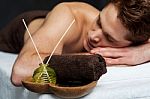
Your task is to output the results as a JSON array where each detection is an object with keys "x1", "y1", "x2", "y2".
[{"x1": 0, "y1": 0, "x2": 109, "y2": 30}]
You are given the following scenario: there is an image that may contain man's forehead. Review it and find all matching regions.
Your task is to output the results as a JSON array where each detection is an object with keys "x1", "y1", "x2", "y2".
[{"x1": 100, "y1": 10, "x2": 131, "y2": 43}]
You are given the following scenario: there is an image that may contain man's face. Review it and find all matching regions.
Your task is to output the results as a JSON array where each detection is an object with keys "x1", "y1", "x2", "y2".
[{"x1": 84, "y1": 3, "x2": 131, "y2": 51}]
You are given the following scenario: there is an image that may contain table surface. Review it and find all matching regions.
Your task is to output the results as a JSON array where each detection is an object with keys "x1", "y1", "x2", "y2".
[{"x1": 0, "y1": 51, "x2": 150, "y2": 99}]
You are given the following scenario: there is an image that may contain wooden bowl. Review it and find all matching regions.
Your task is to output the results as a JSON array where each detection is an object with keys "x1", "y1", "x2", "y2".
[
  {"x1": 49, "y1": 80, "x2": 97, "y2": 98},
  {"x1": 22, "y1": 77, "x2": 97, "y2": 98},
  {"x1": 22, "y1": 77, "x2": 52, "y2": 93}
]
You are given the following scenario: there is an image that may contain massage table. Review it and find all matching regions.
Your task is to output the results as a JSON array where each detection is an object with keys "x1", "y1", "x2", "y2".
[{"x1": 0, "y1": 51, "x2": 150, "y2": 99}]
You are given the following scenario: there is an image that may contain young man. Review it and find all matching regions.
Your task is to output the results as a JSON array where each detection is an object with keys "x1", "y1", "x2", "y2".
[{"x1": 0, "y1": 0, "x2": 149, "y2": 86}]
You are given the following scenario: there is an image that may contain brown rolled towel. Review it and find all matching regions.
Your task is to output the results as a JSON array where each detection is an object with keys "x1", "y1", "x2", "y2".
[{"x1": 44, "y1": 54, "x2": 107, "y2": 83}]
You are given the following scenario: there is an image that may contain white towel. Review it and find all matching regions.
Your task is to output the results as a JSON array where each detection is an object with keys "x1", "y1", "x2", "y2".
[{"x1": 0, "y1": 51, "x2": 150, "y2": 99}]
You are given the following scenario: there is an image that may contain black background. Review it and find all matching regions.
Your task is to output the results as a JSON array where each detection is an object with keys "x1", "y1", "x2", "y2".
[{"x1": 0, "y1": 0, "x2": 109, "y2": 30}]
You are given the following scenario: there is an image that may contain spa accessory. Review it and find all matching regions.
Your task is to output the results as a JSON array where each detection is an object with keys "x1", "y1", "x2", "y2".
[
  {"x1": 22, "y1": 19, "x2": 43, "y2": 64},
  {"x1": 22, "y1": 19, "x2": 75, "y2": 84},
  {"x1": 22, "y1": 19, "x2": 107, "y2": 98},
  {"x1": 22, "y1": 54, "x2": 107, "y2": 98},
  {"x1": 22, "y1": 19, "x2": 56, "y2": 84}
]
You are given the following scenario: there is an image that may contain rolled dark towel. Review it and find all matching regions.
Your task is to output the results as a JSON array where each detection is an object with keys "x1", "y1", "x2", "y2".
[{"x1": 44, "y1": 54, "x2": 107, "y2": 82}]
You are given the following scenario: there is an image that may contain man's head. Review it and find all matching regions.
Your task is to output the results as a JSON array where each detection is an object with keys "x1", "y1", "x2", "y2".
[
  {"x1": 110, "y1": 0, "x2": 150, "y2": 45},
  {"x1": 85, "y1": 0, "x2": 150, "y2": 51}
]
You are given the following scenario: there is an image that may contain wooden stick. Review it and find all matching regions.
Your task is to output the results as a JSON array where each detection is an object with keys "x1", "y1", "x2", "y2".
[
  {"x1": 46, "y1": 19, "x2": 75, "y2": 64},
  {"x1": 22, "y1": 19, "x2": 44, "y2": 64}
]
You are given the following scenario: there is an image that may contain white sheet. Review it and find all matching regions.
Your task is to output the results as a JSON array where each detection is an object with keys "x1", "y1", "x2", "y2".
[{"x1": 0, "y1": 51, "x2": 150, "y2": 99}]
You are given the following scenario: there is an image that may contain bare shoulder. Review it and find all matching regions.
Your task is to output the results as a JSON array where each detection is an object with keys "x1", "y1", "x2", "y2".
[
  {"x1": 64, "y1": 2, "x2": 98, "y2": 12},
  {"x1": 63, "y1": 2, "x2": 99, "y2": 18},
  {"x1": 62, "y1": 2, "x2": 99, "y2": 27},
  {"x1": 45, "y1": 2, "x2": 99, "y2": 21}
]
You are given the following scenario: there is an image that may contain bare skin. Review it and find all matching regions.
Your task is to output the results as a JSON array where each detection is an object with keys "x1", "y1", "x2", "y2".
[
  {"x1": 11, "y1": 2, "x2": 150, "y2": 86},
  {"x1": 91, "y1": 42, "x2": 150, "y2": 66}
]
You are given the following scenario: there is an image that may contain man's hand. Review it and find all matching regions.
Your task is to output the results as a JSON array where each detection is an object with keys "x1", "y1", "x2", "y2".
[{"x1": 90, "y1": 43, "x2": 150, "y2": 66}]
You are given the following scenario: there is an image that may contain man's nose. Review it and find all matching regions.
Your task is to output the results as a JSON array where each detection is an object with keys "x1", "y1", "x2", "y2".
[
  {"x1": 90, "y1": 35, "x2": 100, "y2": 43},
  {"x1": 90, "y1": 29, "x2": 102, "y2": 43}
]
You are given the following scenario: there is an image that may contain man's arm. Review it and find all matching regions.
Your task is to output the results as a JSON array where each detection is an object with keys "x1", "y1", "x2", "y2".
[
  {"x1": 11, "y1": 3, "x2": 79, "y2": 86},
  {"x1": 90, "y1": 41, "x2": 150, "y2": 66}
]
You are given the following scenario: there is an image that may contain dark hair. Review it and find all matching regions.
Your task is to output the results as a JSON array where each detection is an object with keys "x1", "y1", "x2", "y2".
[{"x1": 111, "y1": 0, "x2": 150, "y2": 45}]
